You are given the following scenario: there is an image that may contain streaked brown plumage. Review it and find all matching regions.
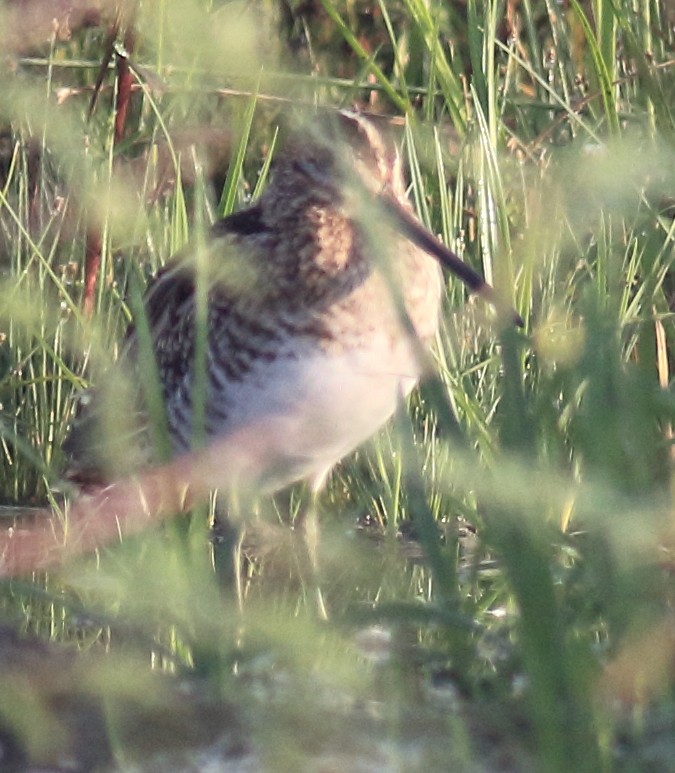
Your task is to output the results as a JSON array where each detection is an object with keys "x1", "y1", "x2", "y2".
[{"x1": 64, "y1": 110, "x2": 516, "y2": 494}]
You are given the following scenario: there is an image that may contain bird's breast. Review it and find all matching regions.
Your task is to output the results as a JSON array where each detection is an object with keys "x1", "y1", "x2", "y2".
[{"x1": 165, "y1": 321, "x2": 432, "y2": 492}]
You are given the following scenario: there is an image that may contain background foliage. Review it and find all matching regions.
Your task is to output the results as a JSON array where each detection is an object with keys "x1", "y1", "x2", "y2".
[{"x1": 0, "y1": 0, "x2": 674, "y2": 770}]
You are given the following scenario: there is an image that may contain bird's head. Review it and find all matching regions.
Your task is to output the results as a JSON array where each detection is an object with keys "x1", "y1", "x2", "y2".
[{"x1": 277, "y1": 109, "x2": 406, "y2": 205}]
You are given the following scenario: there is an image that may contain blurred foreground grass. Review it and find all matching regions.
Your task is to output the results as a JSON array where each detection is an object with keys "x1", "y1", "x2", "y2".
[{"x1": 0, "y1": 0, "x2": 674, "y2": 770}]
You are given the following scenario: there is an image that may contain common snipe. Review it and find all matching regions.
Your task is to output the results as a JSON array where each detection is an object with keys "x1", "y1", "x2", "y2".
[{"x1": 64, "y1": 111, "x2": 518, "y2": 497}]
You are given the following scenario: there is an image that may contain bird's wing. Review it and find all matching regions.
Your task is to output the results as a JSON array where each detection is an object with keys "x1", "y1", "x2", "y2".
[
  {"x1": 63, "y1": 205, "x2": 271, "y2": 487},
  {"x1": 124, "y1": 204, "x2": 270, "y2": 350}
]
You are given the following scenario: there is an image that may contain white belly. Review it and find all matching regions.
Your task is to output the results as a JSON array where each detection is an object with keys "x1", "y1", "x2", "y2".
[{"x1": 168, "y1": 331, "x2": 424, "y2": 492}]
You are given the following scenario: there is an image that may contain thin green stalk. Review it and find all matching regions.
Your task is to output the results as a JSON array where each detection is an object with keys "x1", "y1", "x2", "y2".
[
  {"x1": 318, "y1": 0, "x2": 409, "y2": 114},
  {"x1": 570, "y1": 0, "x2": 620, "y2": 135},
  {"x1": 218, "y1": 91, "x2": 258, "y2": 217}
]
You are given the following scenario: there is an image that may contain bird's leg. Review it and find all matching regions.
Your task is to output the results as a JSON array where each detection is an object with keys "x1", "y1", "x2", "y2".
[
  {"x1": 292, "y1": 474, "x2": 329, "y2": 621},
  {"x1": 211, "y1": 490, "x2": 246, "y2": 598}
]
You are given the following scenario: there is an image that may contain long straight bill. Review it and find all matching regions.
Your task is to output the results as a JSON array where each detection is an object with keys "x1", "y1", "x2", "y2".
[{"x1": 381, "y1": 193, "x2": 524, "y2": 328}]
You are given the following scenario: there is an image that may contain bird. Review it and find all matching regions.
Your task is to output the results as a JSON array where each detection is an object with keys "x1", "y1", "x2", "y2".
[{"x1": 63, "y1": 110, "x2": 519, "y2": 526}]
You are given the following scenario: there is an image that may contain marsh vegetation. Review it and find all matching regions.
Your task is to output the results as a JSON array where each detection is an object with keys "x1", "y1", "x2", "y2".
[{"x1": 0, "y1": 0, "x2": 674, "y2": 770}]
